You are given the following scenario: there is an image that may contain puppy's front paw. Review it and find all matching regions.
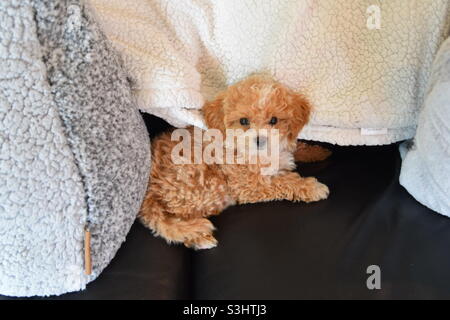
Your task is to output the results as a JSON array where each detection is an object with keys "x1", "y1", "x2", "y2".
[
  {"x1": 294, "y1": 177, "x2": 329, "y2": 202},
  {"x1": 184, "y1": 234, "x2": 218, "y2": 250},
  {"x1": 309, "y1": 180, "x2": 329, "y2": 202}
]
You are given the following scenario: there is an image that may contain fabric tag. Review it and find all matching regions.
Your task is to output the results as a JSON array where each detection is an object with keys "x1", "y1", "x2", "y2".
[{"x1": 361, "y1": 128, "x2": 388, "y2": 136}]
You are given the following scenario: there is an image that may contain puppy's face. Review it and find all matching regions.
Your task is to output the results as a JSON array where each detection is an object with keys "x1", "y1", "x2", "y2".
[{"x1": 203, "y1": 76, "x2": 311, "y2": 151}]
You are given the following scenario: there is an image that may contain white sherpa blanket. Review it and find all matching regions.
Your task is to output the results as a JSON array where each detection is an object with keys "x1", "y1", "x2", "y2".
[{"x1": 89, "y1": 0, "x2": 450, "y2": 145}]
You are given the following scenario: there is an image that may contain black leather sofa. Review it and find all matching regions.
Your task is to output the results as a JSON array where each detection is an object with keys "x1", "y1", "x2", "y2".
[{"x1": 3, "y1": 114, "x2": 450, "y2": 300}]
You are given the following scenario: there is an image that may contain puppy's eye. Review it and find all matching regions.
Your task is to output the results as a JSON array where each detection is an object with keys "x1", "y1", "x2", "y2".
[
  {"x1": 240, "y1": 118, "x2": 249, "y2": 126},
  {"x1": 269, "y1": 117, "x2": 278, "y2": 125}
]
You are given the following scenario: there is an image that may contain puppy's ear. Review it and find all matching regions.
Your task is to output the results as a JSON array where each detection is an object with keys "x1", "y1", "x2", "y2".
[
  {"x1": 287, "y1": 91, "x2": 311, "y2": 141},
  {"x1": 203, "y1": 91, "x2": 226, "y2": 132}
]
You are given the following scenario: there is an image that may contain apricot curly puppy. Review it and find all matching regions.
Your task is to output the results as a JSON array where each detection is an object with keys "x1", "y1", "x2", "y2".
[{"x1": 139, "y1": 76, "x2": 331, "y2": 249}]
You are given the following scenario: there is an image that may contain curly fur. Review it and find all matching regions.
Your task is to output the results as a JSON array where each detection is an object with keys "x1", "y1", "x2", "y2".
[{"x1": 140, "y1": 76, "x2": 331, "y2": 249}]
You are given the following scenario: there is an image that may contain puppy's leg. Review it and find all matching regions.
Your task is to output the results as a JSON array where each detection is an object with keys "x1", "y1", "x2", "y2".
[
  {"x1": 294, "y1": 141, "x2": 332, "y2": 163},
  {"x1": 288, "y1": 175, "x2": 330, "y2": 202},
  {"x1": 183, "y1": 233, "x2": 218, "y2": 250},
  {"x1": 139, "y1": 197, "x2": 217, "y2": 250},
  {"x1": 238, "y1": 172, "x2": 329, "y2": 204}
]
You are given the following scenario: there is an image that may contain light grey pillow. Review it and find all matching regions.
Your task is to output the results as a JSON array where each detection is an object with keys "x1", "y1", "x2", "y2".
[
  {"x1": 400, "y1": 37, "x2": 450, "y2": 217},
  {"x1": 0, "y1": 0, "x2": 150, "y2": 296}
]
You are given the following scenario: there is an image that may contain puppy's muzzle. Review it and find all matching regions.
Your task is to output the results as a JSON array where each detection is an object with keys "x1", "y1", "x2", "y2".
[{"x1": 255, "y1": 136, "x2": 267, "y2": 149}]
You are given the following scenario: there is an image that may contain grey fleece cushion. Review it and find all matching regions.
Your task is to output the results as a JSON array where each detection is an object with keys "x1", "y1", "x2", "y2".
[
  {"x1": 400, "y1": 37, "x2": 450, "y2": 217},
  {"x1": 0, "y1": 0, "x2": 150, "y2": 297}
]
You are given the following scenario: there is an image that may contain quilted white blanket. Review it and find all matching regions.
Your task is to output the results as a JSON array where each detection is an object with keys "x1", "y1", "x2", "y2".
[{"x1": 88, "y1": 0, "x2": 450, "y2": 145}]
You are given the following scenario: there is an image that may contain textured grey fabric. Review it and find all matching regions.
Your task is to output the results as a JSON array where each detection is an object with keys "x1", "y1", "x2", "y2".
[
  {"x1": 400, "y1": 37, "x2": 450, "y2": 217},
  {"x1": 0, "y1": 0, "x2": 150, "y2": 297}
]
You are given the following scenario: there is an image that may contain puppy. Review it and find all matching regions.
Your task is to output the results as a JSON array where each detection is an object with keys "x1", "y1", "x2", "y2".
[{"x1": 139, "y1": 76, "x2": 331, "y2": 249}]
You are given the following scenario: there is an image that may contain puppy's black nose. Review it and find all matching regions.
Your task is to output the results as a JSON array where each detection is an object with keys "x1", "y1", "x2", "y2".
[{"x1": 255, "y1": 136, "x2": 267, "y2": 148}]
